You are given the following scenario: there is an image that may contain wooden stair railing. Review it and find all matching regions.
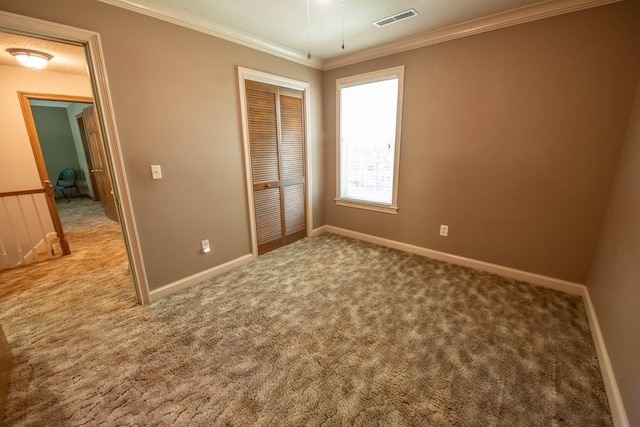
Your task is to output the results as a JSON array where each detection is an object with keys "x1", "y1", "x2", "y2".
[
  {"x1": 43, "y1": 180, "x2": 70, "y2": 256},
  {"x1": 0, "y1": 180, "x2": 70, "y2": 269}
]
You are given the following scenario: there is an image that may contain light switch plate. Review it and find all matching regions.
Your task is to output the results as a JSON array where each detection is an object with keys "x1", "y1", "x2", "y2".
[
  {"x1": 150, "y1": 165, "x2": 162, "y2": 180},
  {"x1": 201, "y1": 239, "x2": 211, "y2": 254}
]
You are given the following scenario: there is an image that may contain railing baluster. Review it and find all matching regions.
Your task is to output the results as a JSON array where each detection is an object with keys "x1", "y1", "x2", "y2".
[
  {"x1": 0, "y1": 231, "x2": 9, "y2": 268},
  {"x1": 16, "y1": 195, "x2": 37, "y2": 264},
  {"x1": 1, "y1": 198, "x2": 24, "y2": 267},
  {"x1": 31, "y1": 193, "x2": 52, "y2": 261}
]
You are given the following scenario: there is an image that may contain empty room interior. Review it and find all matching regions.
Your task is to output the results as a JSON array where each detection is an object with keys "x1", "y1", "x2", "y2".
[{"x1": 0, "y1": 0, "x2": 639, "y2": 425}]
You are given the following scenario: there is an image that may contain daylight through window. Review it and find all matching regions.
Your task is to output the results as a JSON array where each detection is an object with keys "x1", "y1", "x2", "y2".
[{"x1": 336, "y1": 66, "x2": 404, "y2": 213}]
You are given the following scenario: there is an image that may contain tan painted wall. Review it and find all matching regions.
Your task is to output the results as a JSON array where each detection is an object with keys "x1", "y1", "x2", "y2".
[
  {"x1": 323, "y1": 2, "x2": 640, "y2": 283},
  {"x1": 588, "y1": 84, "x2": 640, "y2": 426},
  {"x1": 0, "y1": 0, "x2": 324, "y2": 290},
  {"x1": 0, "y1": 64, "x2": 92, "y2": 192},
  {"x1": 2, "y1": 0, "x2": 639, "y2": 419}
]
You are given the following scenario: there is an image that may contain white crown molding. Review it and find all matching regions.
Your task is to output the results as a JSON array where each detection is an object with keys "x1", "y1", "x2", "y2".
[
  {"x1": 0, "y1": 9, "x2": 96, "y2": 41},
  {"x1": 323, "y1": 0, "x2": 622, "y2": 70},
  {"x1": 96, "y1": 0, "x2": 323, "y2": 69},
  {"x1": 98, "y1": 0, "x2": 619, "y2": 71}
]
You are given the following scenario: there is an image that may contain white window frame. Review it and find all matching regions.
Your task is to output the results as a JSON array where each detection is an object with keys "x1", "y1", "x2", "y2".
[{"x1": 335, "y1": 66, "x2": 404, "y2": 214}]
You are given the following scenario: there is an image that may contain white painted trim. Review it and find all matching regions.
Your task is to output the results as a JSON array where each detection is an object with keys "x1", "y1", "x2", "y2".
[
  {"x1": 86, "y1": 33, "x2": 151, "y2": 304},
  {"x1": 237, "y1": 67, "x2": 313, "y2": 257},
  {"x1": 96, "y1": 0, "x2": 322, "y2": 69},
  {"x1": 237, "y1": 68, "x2": 312, "y2": 94},
  {"x1": 149, "y1": 254, "x2": 253, "y2": 302},
  {"x1": 0, "y1": 10, "x2": 151, "y2": 304},
  {"x1": 309, "y1": 225, "x2": 326, "y2": 237},
  {"x1": 334, "y1": 199, "x2": 399, "y2": 215},
  {"x1": 335, "y1": 66, "x2": 404, "y2": 214},
  {"x1": 582, "y1": 290, "x2": 629, "y2": 427},
  {"x1": 302, "y1": 84, "x2": 313, "y2": 240},
  {"x1": 323, "y1": 225, "x2": 584, "y2": 295},
  {"x1": 324, "y1": 0, "x2": 623, "y2": 70},
  {"x1": 236, "y1": 69, "x2": 259, "y2": 260}
]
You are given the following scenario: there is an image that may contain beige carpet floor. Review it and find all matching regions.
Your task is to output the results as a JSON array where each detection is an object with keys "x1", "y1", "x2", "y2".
[{"x1": 0, "y1": 200, "x2": 612, "y2": 426}]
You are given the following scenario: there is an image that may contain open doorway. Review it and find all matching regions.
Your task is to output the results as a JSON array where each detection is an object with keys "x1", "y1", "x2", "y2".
[
  {"x1": 0, "y1": 28, "x2": 144, "y2": 302},
  {"x1": 25, "y1": 98, "x2": 95, "y2": 201},
  {"x1": 19, "y1": 93, "x2": 119, "y2": 222}
]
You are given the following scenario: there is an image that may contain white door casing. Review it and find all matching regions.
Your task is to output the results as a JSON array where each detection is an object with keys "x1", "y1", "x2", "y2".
[{"x1": 0, "y1": 10, "x2": 150, "y2": 304}]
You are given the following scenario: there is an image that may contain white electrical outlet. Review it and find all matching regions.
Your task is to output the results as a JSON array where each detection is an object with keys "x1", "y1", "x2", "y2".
[
  {"x1": 150, "y1": 165, "x2": 163, "y2": 180},
  {"x1": 201, "y1": 239, "x2": 211, "y2": 254},
  {"x1": 440, "y1": 225, "x2": 449, "y2": 237}
]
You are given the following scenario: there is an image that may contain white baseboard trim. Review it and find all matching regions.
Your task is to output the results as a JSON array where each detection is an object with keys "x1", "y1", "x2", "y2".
[
  {"x1": 320, "y1": 225, "x2": 627, "y2": 425},
  {"x1": 309, "y1": 225, "x2": 327, "y2": 237},
  {"x1": 149, "y1": 254, "x2": 254, "y2": 302},
  {"x1": 324, "y1": 225, "x2": 584, "y2": 295},
  {"x1": 582, "y1": 290, "x2": 629, "y2": 427}
]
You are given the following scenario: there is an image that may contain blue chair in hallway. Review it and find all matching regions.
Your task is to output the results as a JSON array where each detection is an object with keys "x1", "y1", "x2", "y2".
[{"x1": 53, "y1": 169, "x2": 84, "y2": 203}]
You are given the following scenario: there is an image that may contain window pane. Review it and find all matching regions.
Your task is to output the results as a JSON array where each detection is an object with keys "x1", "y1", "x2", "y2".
[{"x1": 340, "y1": 78, "x2": 398, "y2": 205}]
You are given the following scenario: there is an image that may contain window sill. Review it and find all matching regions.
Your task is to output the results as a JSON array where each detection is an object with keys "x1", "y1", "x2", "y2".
[{"x1": 334, "y1": 198, "x2": 398, "y2": 215}]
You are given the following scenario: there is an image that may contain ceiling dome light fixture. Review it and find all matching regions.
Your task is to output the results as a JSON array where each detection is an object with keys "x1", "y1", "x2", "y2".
[{"x1": 6, "y1": 48, "x2": 53, "y2": 70}]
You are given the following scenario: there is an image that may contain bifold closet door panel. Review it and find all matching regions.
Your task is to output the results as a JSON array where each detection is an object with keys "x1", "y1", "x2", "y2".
[
  {"x1": 279, "y1": 92, "x2": 306, "y2": 240},
  {"x1": 254, "y1": 187, "x2": 283, "y2": 246}
]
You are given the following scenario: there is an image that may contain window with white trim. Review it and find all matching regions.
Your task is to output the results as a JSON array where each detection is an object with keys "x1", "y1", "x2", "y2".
[{"x1": 336, "y1": 66, "x2": 404, "y2": 214}]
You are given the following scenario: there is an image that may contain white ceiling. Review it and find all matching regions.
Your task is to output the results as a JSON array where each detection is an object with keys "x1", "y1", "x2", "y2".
[
  {"x1": 98, "y1": 0, "x2": 616, "y2": 68},
  {"x1": 0, "y1": 31, "x2": 88, "y2": 75},
  {"x1": 0, "y1": 0, "x2": 617, "y2": 74},
  {"x1": 150, "y1": 0, "x2": 545, "y2": 59}
]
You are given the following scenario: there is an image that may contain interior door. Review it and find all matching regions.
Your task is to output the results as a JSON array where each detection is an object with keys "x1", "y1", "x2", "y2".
[
  {"x1": 245, "y1": 81, "x2": 306, "y2": 254},
  {"x1": 81, "y1": 105, "x2": 118, "y2": 222},
  {"x1": 76, "y1": 115, "x2": 100, "y2": 201}
]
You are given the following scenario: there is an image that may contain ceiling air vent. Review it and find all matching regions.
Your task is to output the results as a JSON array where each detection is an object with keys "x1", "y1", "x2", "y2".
[{"x1": 373, "y1": 9, "x2": 419, "y2": 28}]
